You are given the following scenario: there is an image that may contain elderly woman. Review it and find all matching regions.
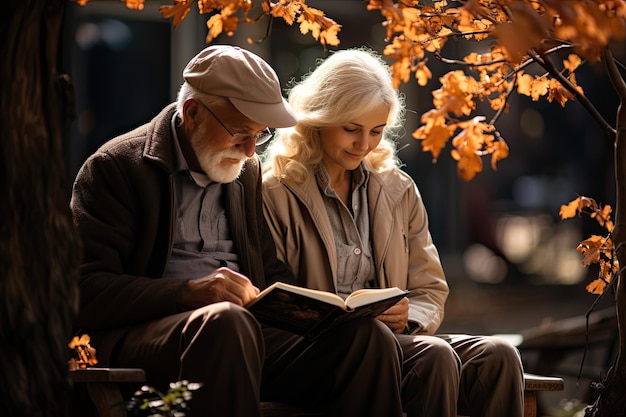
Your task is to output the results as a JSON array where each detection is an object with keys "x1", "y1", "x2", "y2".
[{"x1": 261, "y1": 47, "x2": 524, "y2": 417}]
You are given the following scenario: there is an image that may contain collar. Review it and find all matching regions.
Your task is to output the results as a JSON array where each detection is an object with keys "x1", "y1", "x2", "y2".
[
  {"x1": 171, "y1": 112, "x2": 212, "y2": 188},
  {"x1": 314, "y1": 162, "x2": 369, "y2": 196}
]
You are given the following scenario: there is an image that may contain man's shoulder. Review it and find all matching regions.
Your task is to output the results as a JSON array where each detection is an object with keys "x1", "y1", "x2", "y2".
[
  {"x1": 100, "y1": 126, "x2": 150, "y2": 154},
  {"x1": 95, "y1": 104, "x2": 176, "y2": 161}
]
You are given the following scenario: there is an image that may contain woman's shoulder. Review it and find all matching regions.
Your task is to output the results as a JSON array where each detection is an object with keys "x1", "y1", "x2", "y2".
[{"x1": 370, "y1": 167, "x2": 415, "y2": 191}]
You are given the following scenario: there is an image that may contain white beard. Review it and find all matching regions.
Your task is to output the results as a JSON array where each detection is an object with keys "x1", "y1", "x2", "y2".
[{"x1": 190, "y1": 124, "x2": 249, "y2": 183}]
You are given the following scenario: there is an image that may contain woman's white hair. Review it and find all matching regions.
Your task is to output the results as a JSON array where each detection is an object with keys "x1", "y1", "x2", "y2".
[{"x1": 262, "y1": 47, "x2": 405, "y2": 184}]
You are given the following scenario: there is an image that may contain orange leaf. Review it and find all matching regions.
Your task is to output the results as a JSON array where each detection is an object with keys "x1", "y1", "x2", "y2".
[
  {"x1": 416, "y1": 124, "x2": 453, "y2": 160},
  {"x1": 206, "y1": 13, "x2": 225, "y2": 42},
  {"x1": 559, "y1": 198, "x2": 580, "y2": 219},
  {"x1": 586, "y1": 278, "x2": 606, "y2": 295},
  {"x1": 563, "y1": 54, "x2": 582, "y2": 73},
  {"x1": 517, "y1": 72, "x2": 532, "y2": 96},
  {"x1": 123, "y1": 0, "x2": 145, "y2": 10},
  {"x1": 268, "y1": 1, "x2": 300, "y2": 26},
  {"x1": 415, "y1": 62, "x2": 432, "y2": 86},
  {"x1": 547, "y1": 78, "x2": 575, "y2": 107},
  {"x1": 577, "y1": 235, "x2": 605, "y2": 266},
  {"x1": 490, "y1": 140, "x2": 509, "y2": 170},
  {"x1": 530, "y1": 76, "x2": 549, "y2": 101},
  {"x1": 159, "y1": 2, "x2": 192, "y2": 29}
]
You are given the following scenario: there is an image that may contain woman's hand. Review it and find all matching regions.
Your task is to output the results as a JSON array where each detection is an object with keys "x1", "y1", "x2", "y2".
[{"x1": 376, "y1": 297, "x2": 409, "y2": 333}]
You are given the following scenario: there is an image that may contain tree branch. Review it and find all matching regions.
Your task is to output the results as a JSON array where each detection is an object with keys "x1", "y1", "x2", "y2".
[
  {"x1": 604, "y1": 48, "x2": 626, "y2": 106},
  {"x1": 533, "y1": 49, "x2": 616, "y2": 142},
  {"x1": 605, "y1": 44, "x2": 626, "y2": 359}
]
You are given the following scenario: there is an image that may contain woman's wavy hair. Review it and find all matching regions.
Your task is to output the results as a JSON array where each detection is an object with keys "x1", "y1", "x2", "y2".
[{"x1": 262, "y1": 47, "x2": 405, "y2": 184}]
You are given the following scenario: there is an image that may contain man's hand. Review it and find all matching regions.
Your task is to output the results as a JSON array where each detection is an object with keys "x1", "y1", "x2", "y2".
[
  {"x1": 376, "y1": 297, "x2": 409, "y2": 334},
  {"x1": 180, "y1": 267, "x2": 260, "y2": 310}
]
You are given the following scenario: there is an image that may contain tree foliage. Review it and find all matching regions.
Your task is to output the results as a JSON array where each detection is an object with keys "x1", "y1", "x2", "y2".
[{"x1": 75, "y1": 0, "x2": 626, "y2": 180}]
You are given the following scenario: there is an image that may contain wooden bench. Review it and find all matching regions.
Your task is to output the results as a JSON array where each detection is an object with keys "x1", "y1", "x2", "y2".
[
  {"x1": 70, "y1": 368, "x2": 563, "y2": 417},
  {"x1": 70, "y1": 367, "x2": 147, "y2": 417}
]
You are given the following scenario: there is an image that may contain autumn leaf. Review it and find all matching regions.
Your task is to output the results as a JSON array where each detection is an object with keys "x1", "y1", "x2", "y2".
[
  {"x1": 516, "y1": 72, "x2": 533, "y2": 96},
  {"x1": 320, "y1": 24, "x2": 341, "y2": 46},
  {"x1": 530, "y1": 75, "x2": 549, "y2": 101},
  {"x1": 159, "y1": 1, "x2": 192, "y2": 29},
  {"x1": 563, "y1": 54, "x2": 582, "y2": 73},
  {"x1": 577, "y1": 235, "x2": 605, "y2": 266},
  {"x1": 547, "y1": 78, "x2": 575, "y2": 107},
  {"x1": 451, "y1": 142, "x2": 483, "y2": 181},
  {"x1": 267, "y1": 1, "x2": 301, "y2": 26},
  {"x1": 124, "y1": 0, "x2": 145, "y2": 10},
  {"x1": 206, "y1": 12, "x2": 225, "y2": 41},
  {"x1": 68, "y1": 334, "x2": 92, "y2": 349},
  {"x1": 490, "y1": 140, "x2": 509, "y2": 171},
  {"x1": 415, "y1": 123, "x2": 453, "y2": 161},
  {"x1": 415, "y1": 61, "x2": 432, "y2": 86},
  {"x1": 434, "y1": 71, "x2": 479, "y2": 117},
  {"x1": 559, "y1": 198, "x2": 581, "y2": 219},
  {"x1": 591, "y1": 203, "x2": 614, "y2": 232},
  {"x1": 586, "y1": 278, "x2": 607, "y2": 295}
]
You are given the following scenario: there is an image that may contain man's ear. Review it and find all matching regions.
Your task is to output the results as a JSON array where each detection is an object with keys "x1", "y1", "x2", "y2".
[{"x1": 182, "y1": 99, "x2": 201, "y2": 129}]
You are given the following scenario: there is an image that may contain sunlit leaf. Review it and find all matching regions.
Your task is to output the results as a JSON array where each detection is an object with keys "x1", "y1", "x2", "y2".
[
  {"x1": 586, "y1": 278, "x2": 606, "y2": 295},
  {"x1": 268, "y1": 1, "x2": 300, "y2": 26},
  {"x1": 559, "y1": 198, "x2": 580, "y2": 219},
  {"x1": 563, "y1": 54, "x2": 582, "y2": 73},
  {"x1": 159, "y1": 1, "x2": 191, "y2": 28}
]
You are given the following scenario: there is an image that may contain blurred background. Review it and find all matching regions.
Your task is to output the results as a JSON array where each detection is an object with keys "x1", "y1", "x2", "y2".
[{"x1": 60, "y1": 1, "x2": 622, "y2": 415}]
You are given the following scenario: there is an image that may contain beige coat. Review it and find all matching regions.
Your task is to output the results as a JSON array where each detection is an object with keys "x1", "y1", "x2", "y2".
[{"x1": 262, "y1": 166, "x2": 449, "y2": 335}]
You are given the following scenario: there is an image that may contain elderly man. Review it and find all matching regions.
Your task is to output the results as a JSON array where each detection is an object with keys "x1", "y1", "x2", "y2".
[{"x1": 70, "y1": 45, "x2": 403, "y2": 417}]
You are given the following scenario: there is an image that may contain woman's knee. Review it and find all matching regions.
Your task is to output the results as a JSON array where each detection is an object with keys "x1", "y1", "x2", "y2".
[
  {"x1": 479, "y1": 336, "x2": 523, "y2": 369},
  {"x1": 422, "y1": 337, "x2": 460, "y2": 369}
]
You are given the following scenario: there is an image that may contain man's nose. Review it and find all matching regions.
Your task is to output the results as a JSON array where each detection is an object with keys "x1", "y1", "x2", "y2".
[{"x1": 239, "y1": 137, "x2": 256, "y2": 157}]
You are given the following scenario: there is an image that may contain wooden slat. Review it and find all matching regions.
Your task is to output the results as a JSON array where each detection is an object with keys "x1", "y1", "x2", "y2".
[
  {"x1": 69, "y1": 367, "x2": 146, "y2": 383},
  {"x1": 523, "y1": 373, "x2": 565, "y2": 391},
  {"x1": 70, "y1": 368, "x2": 563, "y2": 417}
]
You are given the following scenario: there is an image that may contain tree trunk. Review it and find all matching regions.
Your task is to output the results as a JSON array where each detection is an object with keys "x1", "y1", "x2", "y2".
[
  {"x1": 587, "y1": 48, "x2": 626, "y2": 417},
  {"x1": 0, "y1": 1, "x2": 79, "y2": 416}
]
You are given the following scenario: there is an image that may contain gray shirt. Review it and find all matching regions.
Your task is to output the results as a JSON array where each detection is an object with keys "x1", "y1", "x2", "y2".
[
  {"x1": 162, "y1": 113, "x2": 239, "y2": 279},
  {"x1": 315, "y1": 163, "x2": 376, "y2": 298}
]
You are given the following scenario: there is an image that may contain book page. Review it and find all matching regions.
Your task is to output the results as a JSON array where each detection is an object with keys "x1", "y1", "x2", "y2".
[
  {"x1": 262, "y1": 282, "x2": 346, "y2": 308},
  {"x1": 345, "y1": 287, "x2": 406, "y2": 309}
]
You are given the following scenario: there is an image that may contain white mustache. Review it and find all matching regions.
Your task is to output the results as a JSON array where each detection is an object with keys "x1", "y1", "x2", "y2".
[{"x1": 219, "y1": 148, "x2": 248, "y2": 162}]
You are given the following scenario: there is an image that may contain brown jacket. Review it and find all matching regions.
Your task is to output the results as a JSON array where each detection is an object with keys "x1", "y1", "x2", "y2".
[
  {"x1": 70, "y1": 104, "x2": 294, "y2": 358},
  {"x1": 262, "y1": 165, "x2": 448, "y2": 335}
]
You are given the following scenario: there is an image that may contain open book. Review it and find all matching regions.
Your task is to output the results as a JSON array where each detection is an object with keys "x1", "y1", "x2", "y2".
[{"x1": 245, "y1": 282, "x2": 408, "y2": 339}]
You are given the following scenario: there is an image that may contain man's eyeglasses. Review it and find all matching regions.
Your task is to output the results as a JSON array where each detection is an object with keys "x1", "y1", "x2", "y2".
[{"x1": 198, "y1": 100, "x2": 274, "y2": 146}]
